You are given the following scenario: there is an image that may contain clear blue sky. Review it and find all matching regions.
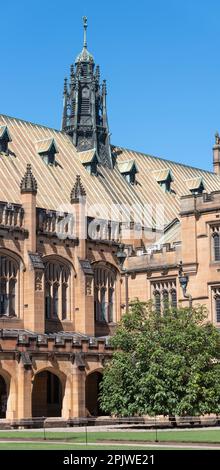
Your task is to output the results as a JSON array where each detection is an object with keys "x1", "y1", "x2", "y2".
[{"x1": 1, "y1": 0, "x2": 219, "y2": 170}]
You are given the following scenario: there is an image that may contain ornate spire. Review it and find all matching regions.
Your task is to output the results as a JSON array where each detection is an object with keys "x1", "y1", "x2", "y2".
[
  {"x1": 83, "y1": 16, "x2": 87, "y2": 48},
  {"x1": 70, "y1": 175, "x2": 86, "y2": 203},
  {"x1": 20, "y1": 164, "x2": 37, "y2": 195},
  {"x1": 75, "y1": 16, "x2": 94, "y2": 64},
  {"x1": 62, "y1": 18, "x2": 112, "y2": 168}
]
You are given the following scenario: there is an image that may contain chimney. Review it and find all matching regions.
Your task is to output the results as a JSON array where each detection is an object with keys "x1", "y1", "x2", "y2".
[{"x1": 213, "y1": 132, "x2": 220, "y2": 175}]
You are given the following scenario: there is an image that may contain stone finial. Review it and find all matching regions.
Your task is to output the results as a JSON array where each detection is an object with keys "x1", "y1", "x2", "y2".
[
  {"x1": 70, "y1": 175, "x2": 86, "y2": 203},
  {"x1": 20, "y1": 164, "x2": 38, "y2": 195},
  {"x1": 215, "y1": 131, "x2": 220, "y2": 145}
]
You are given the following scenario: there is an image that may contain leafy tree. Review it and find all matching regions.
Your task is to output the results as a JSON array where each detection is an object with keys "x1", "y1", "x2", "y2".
[{"x1": 99, "y1": 301, "x2": 220, "y2": 417}]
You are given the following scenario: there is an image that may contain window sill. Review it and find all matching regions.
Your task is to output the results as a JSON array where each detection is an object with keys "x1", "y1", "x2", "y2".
[{"x1": 0, "y1": 314, "x2": 17, "y2": 319}]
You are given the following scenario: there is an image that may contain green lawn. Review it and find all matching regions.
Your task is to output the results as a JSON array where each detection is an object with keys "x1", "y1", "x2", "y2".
[
  {"x1": 0, "y1": 442, "x2": 207, "y2": 450},
  {"x1": 0, "y1": 429, "x2": 220, "y2": 443}
]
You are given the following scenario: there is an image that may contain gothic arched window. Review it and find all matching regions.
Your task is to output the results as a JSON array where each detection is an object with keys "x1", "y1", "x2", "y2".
[
  {"x1": 213, "y1": 233, "x2": 220, "y2": 261},
  {"x1": 154, "y1": 290, "x2": 161, "y2": 314},
  {"x1": 94, "y1": 264, "x2": 117, "y2": 323},
  {"x1": 45, "y1": 261, "x2": 70, "y2": 320},
  {"x1": 162, "y1": 290, "x2": 169, "y2": 310},
  {"x1": 0, "y1": 255, "x2": 18, "y2": 317},
  {"x1": 170, "y1": 289, "x2": 177, "y2": 308},
  {"x1": 215, "y1": 296, "x2": 220, "y2": 323}
]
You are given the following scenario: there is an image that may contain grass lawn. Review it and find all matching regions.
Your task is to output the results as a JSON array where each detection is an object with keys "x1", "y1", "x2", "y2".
[
  {"x1": 0, "y1": 442, "x2": 207, "y2": 450},
  {"x1": 0, "y1": 429, "x2": 220, "y2": 443}
]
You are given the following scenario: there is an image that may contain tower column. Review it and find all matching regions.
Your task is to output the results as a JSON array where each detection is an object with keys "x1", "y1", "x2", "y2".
[
  {"x1": 20, "y1": 164, "x2": 45, "y2": 333},
  {"x1": 213, "y1": 132, "x2": 220, "y2": 175}
]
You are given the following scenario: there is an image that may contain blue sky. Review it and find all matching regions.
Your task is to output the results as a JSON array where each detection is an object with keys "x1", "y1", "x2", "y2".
[{"x1": 0, "y1": 0, "x2": 219, "y2": 170}]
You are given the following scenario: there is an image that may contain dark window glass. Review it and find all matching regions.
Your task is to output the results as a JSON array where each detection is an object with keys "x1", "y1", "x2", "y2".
[
  {"x1": 216, "y1": 297, "x2": 220, "y2": 322},
  {"x1": 45, "y1": 284, "x2": 51, "y2": 319},
  {"x1": 53, "y1": 284, "x2": 59, "y2": 317},
  {"x1": 0, "y1": 280, "x2": 7, "y2": 316},
  {"x1": 163, "y1": 290, "x2": 169, "y2": 309},
  {"x1": 214, "y1": 234, "x2": 220, "y2": 261},
  {"x1": 62, "y1": 284, "x2": 67, "y2": 320},
  {"x1": 171, "y1": 289, "x2": 177, "y2": 308},
  {"x1": 154, "y1": 291, "x2": 161, "y2": 314}
]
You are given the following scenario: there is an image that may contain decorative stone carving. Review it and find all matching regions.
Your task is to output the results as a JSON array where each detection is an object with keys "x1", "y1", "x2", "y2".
[
  {"x1": 35, "y1": 271, "x2": 43, "y2": 291},
  {"x1": 86, "y1": 276, "x2": 93, "y2": 296}
]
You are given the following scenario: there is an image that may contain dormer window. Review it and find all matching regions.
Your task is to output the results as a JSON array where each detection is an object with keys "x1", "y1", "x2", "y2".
[
  {"x1": 35, "y1": 138, "x2": 58, "y2": 165},
  {"x1": 185, "y1": 177, "x2": 205, "y2": 195},
  {"x1": 0, "y1": 126, "x2": 12, "y2": 153},
  {"x1": 117, "y1": 159, "x2": 138, "y2": 185},
  {"x1": 78, "y1": 149, "x2": 98, "y2": 175},
  {"x1": 153, "y1": 168, "x2": 173, "y2": 193}
]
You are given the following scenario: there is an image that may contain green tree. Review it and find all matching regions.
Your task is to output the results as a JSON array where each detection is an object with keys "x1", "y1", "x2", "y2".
[{"x1": 99, "y1": 301, "x2": 220, "y2": 417}]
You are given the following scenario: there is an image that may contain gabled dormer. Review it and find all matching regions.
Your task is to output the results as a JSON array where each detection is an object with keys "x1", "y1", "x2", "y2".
[
  {"x1": 0, "y1": 125, "x2": 12, "y2": 153},
  {"x1": 35, "y1": 138, "x2": 58, "y2": 165},
  {"x1": 78, "y1": 149, "x2": 98, "y2": 175},
  {"x1": 117, "y1": 159, "x2": 138, "y2": 184},
  {"x1": 185, "y1": 176, "x2": 205, "y2": 195},
  {"x1": 153, "y1": 168, "x2": 173, "y2": 193}
]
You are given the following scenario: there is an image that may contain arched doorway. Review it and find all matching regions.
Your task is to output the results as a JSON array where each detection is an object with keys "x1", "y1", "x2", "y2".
[
  {"x1": 86, "y1": 371, "x2": 105, "y2": 416},
  {"x1": 32, "y1": 371, "x2": 63, "y2": 417},
  {"x1": 0, "y1": 375, "x2": 7, "y2": 418}
]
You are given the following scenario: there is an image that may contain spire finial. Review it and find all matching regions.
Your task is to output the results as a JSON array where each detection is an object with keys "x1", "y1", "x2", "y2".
[
  {"x1": 20, "y1": 163, "x2": 38, "y2": 195},
  {"x1": 83, "y1": 16, "x2": 87, "y2": 48},
  {"x1": 70, "y1": 175, "x2": 86, "y2": 203}
]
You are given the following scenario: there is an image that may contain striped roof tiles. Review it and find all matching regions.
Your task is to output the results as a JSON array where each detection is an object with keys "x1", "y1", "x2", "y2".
[{"x1": 0, "y1": 114, "x2": 220, "y2": 229}]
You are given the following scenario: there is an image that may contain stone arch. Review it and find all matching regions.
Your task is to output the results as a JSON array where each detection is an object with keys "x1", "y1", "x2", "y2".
[
  {"x1": 32, "y1": 368, "x2": 66, "y2": 417},
  {"x1": 85, "y1": 369, "x2": 106, "y2": 417},
  {"x1": 0, "y1": 369, "x2": 10, "y2": 419}
]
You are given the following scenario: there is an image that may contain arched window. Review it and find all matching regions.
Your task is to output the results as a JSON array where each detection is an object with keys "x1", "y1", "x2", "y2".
[
  {"x1": 45, "y1": 261, "x2": 70, "y2": 320},
  {"x1": 0, "y1": 255, "x2": 18, "y2": 317},
  {"x1": 162, "y1": 290, "x2": 169, "y2": 310},
  {"x1": 154, "y1": 290, "x2": 161, "y2": 314},
  {"x1": 152, "y1": 280, "x2": 177, "y2": 313},
  {"x1": 215, "y1": 296, "x2": 220, "y2": 323},
  {"x1": 170, "y1": 289, "x2": 177, "y2": 308},
  {"x1": 94, "y1": 264, "x2": 117, "y2": 323},
  {"x1": 213, "y1": 233, "x2": 220, "y2": 261}
]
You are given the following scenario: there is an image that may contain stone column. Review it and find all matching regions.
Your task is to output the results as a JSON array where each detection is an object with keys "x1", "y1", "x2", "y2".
[
  {"x1": 17, "y1": 363, "x2": 32, "y2": 419},
  {"x1": 20, "y1": 164, "x2": 45, "y2": 333},
  {"x1": 62, "y1": 364, "x2": 86, "y2": 418}
]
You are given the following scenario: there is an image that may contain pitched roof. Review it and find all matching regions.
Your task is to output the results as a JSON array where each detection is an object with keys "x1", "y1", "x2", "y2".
[
  {"x1": 0, "y1": 114, "x2": 220, "y2": 230},
  {"x1": 115, "y1": 145, "x2": 220, "y2": 224}
]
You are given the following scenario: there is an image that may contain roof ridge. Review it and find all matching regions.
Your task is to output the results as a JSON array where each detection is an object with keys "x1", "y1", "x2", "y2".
[
  {"x1": 0, "y1": 115, "x2": 218, "y2": 176},
  {"x1": 112, "y1": 144, "x2": 219, "y2": 176},
  {"x1": 0, "y1": 113, "x2": 63, "y2": 134}
]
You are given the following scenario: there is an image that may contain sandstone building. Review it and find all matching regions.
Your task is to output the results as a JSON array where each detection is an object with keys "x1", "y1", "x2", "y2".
[{"x1": 0, "y1": 18, "x2": 220, "y2": 424}]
